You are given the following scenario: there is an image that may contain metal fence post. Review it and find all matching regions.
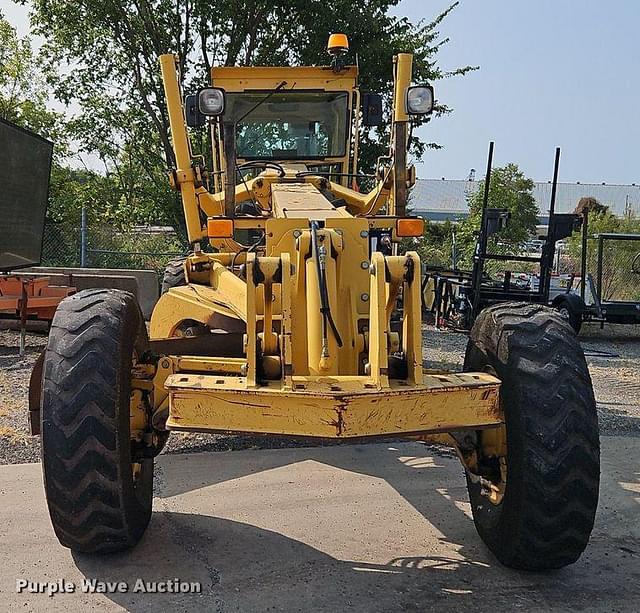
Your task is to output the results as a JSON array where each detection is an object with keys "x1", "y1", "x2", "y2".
[
  {"x1": 451, "y1": 230, "x2": 457, "y2": 270},
  {"x1": 80, "y1": 206, "x2": 87, "y2": 267}
]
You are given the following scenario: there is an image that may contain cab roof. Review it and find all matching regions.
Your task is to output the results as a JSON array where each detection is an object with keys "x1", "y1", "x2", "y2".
[{"x1": 211, "y1": 65, "x2": 358, "y2": 92}]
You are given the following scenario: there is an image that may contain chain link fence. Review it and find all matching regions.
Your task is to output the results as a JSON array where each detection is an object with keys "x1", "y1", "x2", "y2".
[
  {"x1": 558, "y1": 235, "x2": 640, "y2": 303},
  {"x1": 588, "y1": 236, "x2": 640, "y2": 302},
  {"x1": 41, "y1": 214, "x2": 185, "y2": 279},
  {"x1": 84, "y1": 225, "x2": 185, "y2": 276},
  {"x1": 42, "y1": 222, "x2": 82, "y2": 267}
]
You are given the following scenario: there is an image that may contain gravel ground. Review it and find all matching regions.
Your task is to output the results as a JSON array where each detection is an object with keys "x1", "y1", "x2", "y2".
[{"x1": 1, "y1": 321, "x2": 638, "y2": 465}]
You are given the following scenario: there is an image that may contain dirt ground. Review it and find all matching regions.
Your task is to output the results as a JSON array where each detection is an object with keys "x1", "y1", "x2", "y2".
[{"x1": 0, "y1": 321, "x2": 638, "y2": 464}]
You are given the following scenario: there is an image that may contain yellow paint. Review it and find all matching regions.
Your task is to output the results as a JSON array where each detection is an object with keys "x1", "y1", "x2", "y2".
[
  {"x1": 393, "y1": 53, "x2": 413, "y2": 123},
  {"x1": 211, "y1": 65, "x2": 357, "y2": 92},
  {"x1": 150, "y1": 47, "x2": 502, "y2": 441},
  {"x1": 164, "y1": 371, "x2": 500, "y2": 437},
  {"x1": 159, "y1": 55, "x2": 206, "y2": 242}
]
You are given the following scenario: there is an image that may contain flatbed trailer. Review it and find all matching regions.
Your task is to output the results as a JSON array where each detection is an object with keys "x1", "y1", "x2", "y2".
[
  {"x1": 422, "y1": 143, "x2": 582, "y2": 330},
  {"x1": 561, "y1": 225, "x2": 640, "y2": 329}
]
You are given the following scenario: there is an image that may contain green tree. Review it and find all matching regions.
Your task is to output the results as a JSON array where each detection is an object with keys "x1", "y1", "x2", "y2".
[
  {"x1": 455, "y1": 163, "x2": 539, "y2": 269},
  {"x1": 0, "y1": 11, "x2": 65, "y2": 148},
  {"x1": 574, "y1": 196, "x2": 608, "y2": 216},
  {"x1": 23, "y1": 0, "x2": 475, "y2": 230},
  {"x1": 1, "y1": 11, "x2": 187, "y2": 270},
  {"x1": 2, "y1": 9, "x2": 182, "y2": 232},
  {"x1": 415, "y1": 219, "x2": 456, "y2": 267}
]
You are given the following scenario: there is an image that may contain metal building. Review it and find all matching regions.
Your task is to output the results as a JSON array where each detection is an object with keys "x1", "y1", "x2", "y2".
[{"x1": 409, "y1": 178, "x2": 640, "y2": 224}]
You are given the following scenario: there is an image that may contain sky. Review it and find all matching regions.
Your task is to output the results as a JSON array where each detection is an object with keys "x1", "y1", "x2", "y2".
[
  {"x1": 4, "y1": 1, "x2": 639, "y2": 184},
  {"x1": 393, "y1": 0, "x2": 640, "y2": 184}
]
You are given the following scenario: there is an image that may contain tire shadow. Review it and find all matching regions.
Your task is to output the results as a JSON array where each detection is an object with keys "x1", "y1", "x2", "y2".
[
  {"x1": 69, "y1": 440, "x2": 639, "y2": 612},
  {"x1": 72, "y1": 511, "x2": 493, "y2": 612}
]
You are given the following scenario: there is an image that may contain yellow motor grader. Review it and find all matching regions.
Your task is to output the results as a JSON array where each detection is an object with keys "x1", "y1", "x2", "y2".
[{"x1": 33, "y1": 34, "x2": 599, "y2": 570}]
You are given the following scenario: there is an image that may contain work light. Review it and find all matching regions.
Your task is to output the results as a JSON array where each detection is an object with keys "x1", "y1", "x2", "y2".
[
  {"x1": 406, "y1": 85, "x2": 434, "y2": 116},
  {"x1": 198, "y1": 88, "x2": 225, "y2": 116}
]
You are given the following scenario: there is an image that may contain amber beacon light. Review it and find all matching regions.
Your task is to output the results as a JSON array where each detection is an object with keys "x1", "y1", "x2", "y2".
[{"x1": 327, "y1": 33, "x2": 349, "y2": 55}]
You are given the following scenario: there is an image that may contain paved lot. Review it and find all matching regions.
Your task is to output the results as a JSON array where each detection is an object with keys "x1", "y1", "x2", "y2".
[{"x1": 1, "y1": 437, "x2": 639, "y2": 612}]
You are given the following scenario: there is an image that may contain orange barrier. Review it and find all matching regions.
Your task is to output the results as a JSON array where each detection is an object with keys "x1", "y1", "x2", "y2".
[{"x1": 0, "y1": 276, "x2": 75, "y2": 322}]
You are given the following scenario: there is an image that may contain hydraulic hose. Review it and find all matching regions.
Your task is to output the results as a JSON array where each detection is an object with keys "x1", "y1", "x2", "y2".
[{"x1": 310, "y1": 221, "x2": 343, "y2": 351}]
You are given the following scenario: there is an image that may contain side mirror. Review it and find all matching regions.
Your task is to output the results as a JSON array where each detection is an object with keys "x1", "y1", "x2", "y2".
[
  {"x1": 184, "y1": 94, "x2": 205, "y2": 128},
  {"x1": 362, "y1": 93, "x2": 383, "y2": 127},
  {"x1": 406, "y1": 85, "x2": 434, "y2": 116},
  {"x1": 198, "y1": 87, "x2": 225, "y2": 116}
]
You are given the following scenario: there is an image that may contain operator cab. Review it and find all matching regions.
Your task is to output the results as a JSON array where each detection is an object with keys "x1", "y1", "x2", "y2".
[
  {"x1": 227, "y1": 91, "x2": 350, "y2": 161},
  {"x1": 169, "y1": 35, "x2": 434, "y2": 248},
  {"x1": 201, "y1": 65, "x2": 360, "y2": 192}
]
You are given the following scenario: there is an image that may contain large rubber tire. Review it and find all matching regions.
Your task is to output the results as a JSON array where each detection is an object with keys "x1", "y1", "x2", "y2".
[
  {"x1": 40, "y1": 289, "x2": 154, "y2": 553},
  {"x1": 161, "y1": 257, "x2": 186, "y2": 294},
  {"x1": 555, "y1": 297, "x2": 582, "y2": 334},
  {"x1": 464, "y1": 302, "x2": 600, "y2": 570}
]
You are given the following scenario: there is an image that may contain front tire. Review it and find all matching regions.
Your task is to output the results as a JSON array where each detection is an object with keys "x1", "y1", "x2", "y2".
[
  {"x1": 161, "y1": 257, "x2": 186, "y2": 294},
  {"x1": 41, "y1": 289, "x2": 154, "y2": 553},
  {"x1": 463, "y1": 302, "x2": 599, "y2": 570}
]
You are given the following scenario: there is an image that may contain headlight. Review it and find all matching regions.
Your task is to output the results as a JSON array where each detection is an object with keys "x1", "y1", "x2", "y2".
[
  {"x1": 406, "y1": 85, "x2": 434, "y2": 116},
  {"x1": 198, "y1": 88, "x2": 225, "y2": 116}
]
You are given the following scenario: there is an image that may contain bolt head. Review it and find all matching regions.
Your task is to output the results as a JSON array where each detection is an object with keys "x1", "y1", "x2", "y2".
[
  {"x1": 361, "y1": 293, "x2": 369, "y2": 302},
  {"x1": 360, "y1": 261, "x2": 369, "y2": 269},
  {"x1": 293, "y1": 230, "x2": 302, "y2": 238},
  {"x1": 360, "y1": 230, "x2": 369, "y2": 238}
]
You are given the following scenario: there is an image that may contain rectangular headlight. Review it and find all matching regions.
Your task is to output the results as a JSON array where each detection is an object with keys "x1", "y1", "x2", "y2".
[
  {"x1": 406, "y1": 85, "x2": 434, "y2": 116},
  {"x1": 198, "y1": 87, "x2": 225, "y2": 116}
]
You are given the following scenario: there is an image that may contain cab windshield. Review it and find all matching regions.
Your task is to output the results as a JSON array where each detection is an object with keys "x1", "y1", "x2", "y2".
[{"x1": 225, "y1": 91, "x2": 349, "y2": 159}]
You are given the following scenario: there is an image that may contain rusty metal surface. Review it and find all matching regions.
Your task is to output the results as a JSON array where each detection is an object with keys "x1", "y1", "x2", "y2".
[
  {"x1": 0, "y1": 276, "x2": 75, "y2": 322},
  {"x1": 163, "y1": 371, "x2": 501, "y2": 438}
]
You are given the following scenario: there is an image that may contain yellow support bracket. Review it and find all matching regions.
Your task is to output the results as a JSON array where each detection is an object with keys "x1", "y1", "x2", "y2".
[
  {"x1": 402, "y1": 252, "x2": 423, "y2": 384},
  {"x1": 368, "y1": 252, "x2": 389, "y2": 389},
  {"x1": 159, "y1": 53, "x2": 205, "y2": 243}
]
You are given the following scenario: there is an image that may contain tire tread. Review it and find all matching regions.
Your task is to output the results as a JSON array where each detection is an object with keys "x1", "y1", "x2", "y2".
[
  {"x1": 465, "y1": 302, "x2": 599, "y2": 570},
  {"x1": 161, "y1": 257, "x2": 186, "y2": 294},
  {"x1": 41, "y1": 289, "x2": 152, "y2": 553}
]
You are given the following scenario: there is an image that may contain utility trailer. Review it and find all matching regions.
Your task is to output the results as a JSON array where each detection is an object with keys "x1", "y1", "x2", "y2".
[
  {"x1": 423, "y1": 143, "x2": 582, "y2": 331},
  {"x1": 557, "y1": 220, "x2": 640, "y2": 329}
]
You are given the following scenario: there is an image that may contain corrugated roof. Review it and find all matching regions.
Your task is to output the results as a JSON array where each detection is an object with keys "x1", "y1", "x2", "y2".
[{"x1": 409, "y1": 179, "x2": 640, "y2": 220}]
